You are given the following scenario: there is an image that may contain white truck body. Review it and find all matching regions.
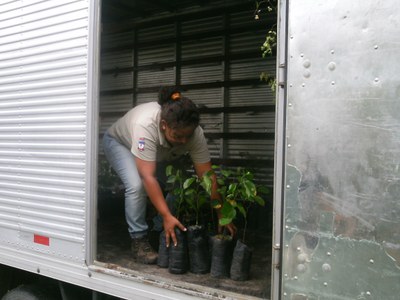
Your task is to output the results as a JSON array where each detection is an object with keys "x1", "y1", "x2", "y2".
[{"x1": 0, "y1": 1, "x2": 399, "y2": 299}]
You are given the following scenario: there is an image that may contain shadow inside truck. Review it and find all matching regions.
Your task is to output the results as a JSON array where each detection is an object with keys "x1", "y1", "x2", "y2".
[{"x1": 96, "y1": 190, "x2": 272, "y2": 299}]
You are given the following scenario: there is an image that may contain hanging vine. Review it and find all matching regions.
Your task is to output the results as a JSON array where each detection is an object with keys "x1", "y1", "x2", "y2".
[{"x1": 254, "y1": 0, "x2": 278, "y2": 92}]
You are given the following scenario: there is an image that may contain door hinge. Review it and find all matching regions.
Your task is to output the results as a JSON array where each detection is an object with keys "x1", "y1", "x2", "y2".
[
  {"x1": 278, "y1": 63, "x2": 286, "y2": 88},
  {"x1": 273, "y1": 243, "x2": 281, "y2": 269}
]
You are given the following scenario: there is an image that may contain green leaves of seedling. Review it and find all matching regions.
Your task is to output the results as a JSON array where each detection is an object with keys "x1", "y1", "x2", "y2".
[
  {"x1": 166, "y1": 165, "x2": 209, "y2": 225},
  {"x1": 167, "y1": 163, "x2": 270, "y2": 241},
  {"x1": 183, "y1": 177, "x2": 195, "y2": 189},
  {"x1": 201, "y1": 164, "x2": 270, "y2": 241}
]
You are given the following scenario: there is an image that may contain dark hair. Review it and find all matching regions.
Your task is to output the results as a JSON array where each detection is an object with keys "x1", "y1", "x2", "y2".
[{"x1": 158, "y1": 86, "x2": 200, "y2": 129}]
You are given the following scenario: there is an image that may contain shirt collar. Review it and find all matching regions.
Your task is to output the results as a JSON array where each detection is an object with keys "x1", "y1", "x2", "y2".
[{"x1": 157, "y1": 112, "x2": 170, "y2": 149}]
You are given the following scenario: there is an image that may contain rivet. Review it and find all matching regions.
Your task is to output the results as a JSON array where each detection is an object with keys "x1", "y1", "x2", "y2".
[
  {"x1": 37, "y1": 268, "x2": 40, "y2": 274},
  {"x1": 294, "y1": 276, "x2": 298, "y2": 280},
  {"x1": 323, "y1": 282, "x2": 328, "y2": 287},
  {"x1": 286, "y1": 244, "x2": 289, "y2": 248},
  {"x1": 303, "y1": 70, "x2": 311, "y2": 78},
  {"x1": 331, "y1": 81, "x2": 335, "y2": 85},
  {"x1": 285, "y1": 225, "x2": 289, "y2": 229},
  {"x1": 328, "y1": 62, "x2": 336, "y2": 71},
  {"x1": 300, "y1": 53, "x2": 304, "y2": 57},
  {"x1": 283, "y1": 292, "x2": 287, "y2": 296},
  {"x1": 284, "y1": 273, "x2": 288, "y2": 277},
  {"x1": 296, "y1": 247, "x2": 301, "y2": 252},
  {"x1": 297, "y1": 264, "x2": 306, "y2": 273},
  {"x1": 88, "y1": 272, "x2": 92, "y2": 277},
  {"x1": 286, "y1": 185, "x2": 290, "y2": 188},
  {"x1": 288, "y1": 144, "x2": 291, "y2": 148},
  {"x1": 327, "y1": 252, "x2": 331, "y2": 256},
  {"x1": 297, "y1": 253, "x2": 307, "y2": 262},
  {"x1": 303, "y1": 59, "x2": 311, "y2": 68},
  {"x1": 322, "y1": 263, "x2": 331, "y2": 272},
  {"x1": 289, "y1": 84, "x2": 293, "y2": 87},
  {"x1": 330, "y1": 49, "x2": 335, "y2": 54},
  {"x1": 302, "y1": 83, "x2": 305, "y2": 87},
  {"x1": 374, "y1": 78, "x2": 379, "y2": 82},
  {"x1": 366, "y1": 291, "x2": 371, "y2": 296},
  {"x1": 374, "y1": 45, "x2": 378, "y2": 49},
  {"x1": 288, "y1": 103, "x2": 292, "y2": 107},
  {"x1": 369, "y1": 259, "x2": 374, "y2": 264}
]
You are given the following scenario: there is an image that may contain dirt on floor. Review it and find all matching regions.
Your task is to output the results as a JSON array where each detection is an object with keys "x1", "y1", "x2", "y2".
[{"x1": 96, "y1": 209, "x2": 272, "y2": 299}]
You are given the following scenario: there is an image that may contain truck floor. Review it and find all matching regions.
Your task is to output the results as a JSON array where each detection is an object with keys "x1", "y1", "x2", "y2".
[{"x1": 97, "y1": 215, "x2": 272, "y2": 299}]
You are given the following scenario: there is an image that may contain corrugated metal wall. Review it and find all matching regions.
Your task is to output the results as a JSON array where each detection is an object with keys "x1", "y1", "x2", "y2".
[
  {"x1": 100, "y1": 4, "x2": 276, "y2": 186},
  {"x1": 0, "y1": 0, "x2": 91, "y2": 263}
]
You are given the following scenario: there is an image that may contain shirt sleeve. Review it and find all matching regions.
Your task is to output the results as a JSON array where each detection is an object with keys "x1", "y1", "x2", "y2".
[
  {"x1": 187, "y1": 126, "x2": 211, "y2": 163},
  {"x1": 130, "y1": 124, "x2": 158, "y2": 161}
]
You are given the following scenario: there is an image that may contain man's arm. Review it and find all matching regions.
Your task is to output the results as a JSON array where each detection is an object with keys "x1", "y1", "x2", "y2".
[{"x1": 134, "y1": 157, "x2": 186, "y2": 246}]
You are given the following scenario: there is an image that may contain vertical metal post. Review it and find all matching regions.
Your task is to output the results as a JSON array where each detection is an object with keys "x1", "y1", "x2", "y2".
[
  {"x1": 271, "y1": 0, "x2": 288, "y2": 299},
  {"x1": 175, "y1": 21, "x2": 182, "y2": 86},
  {"x1": 86, "y1": 0, "x2": 101, "y2": 267},
  {"x1": 222, "y1": 12, "x2": 230, "y2": 159},
  {"x1": 132, "y1": 28, "x2": 138, "y2": 106}
]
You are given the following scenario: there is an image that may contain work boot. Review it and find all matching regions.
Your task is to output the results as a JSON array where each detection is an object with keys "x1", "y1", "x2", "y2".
[{"x1": 131, "y1": 235, "x2": 158, "y2": 264}]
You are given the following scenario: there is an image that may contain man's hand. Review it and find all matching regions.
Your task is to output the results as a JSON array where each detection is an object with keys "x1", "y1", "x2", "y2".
[{"x1": 163, "y1": 214, "x2": 187, "y2": 247}]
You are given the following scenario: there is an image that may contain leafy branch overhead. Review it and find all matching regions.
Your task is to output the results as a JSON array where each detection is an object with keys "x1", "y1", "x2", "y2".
[{"x1": 254, "y1": 0, "x2": 277, "y2": 91}]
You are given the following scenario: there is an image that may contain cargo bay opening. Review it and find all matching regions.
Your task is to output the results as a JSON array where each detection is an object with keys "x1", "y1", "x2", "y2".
[{"x1": 96, "y1": 0, "x2": 277, "y2": 299}]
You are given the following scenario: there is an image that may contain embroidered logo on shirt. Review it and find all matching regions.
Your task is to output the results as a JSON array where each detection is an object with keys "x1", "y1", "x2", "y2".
[{"x1": 138, "y1": 137, "x2": 145, "y2": 151}]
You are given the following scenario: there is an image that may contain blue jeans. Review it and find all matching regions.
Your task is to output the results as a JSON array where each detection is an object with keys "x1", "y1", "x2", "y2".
[
  {"x1": 102, "y1": 131, "x2": 148, "y2": 238},
  {"x1": 102, "y1": 131, "x2": 175, "y2": 238}
]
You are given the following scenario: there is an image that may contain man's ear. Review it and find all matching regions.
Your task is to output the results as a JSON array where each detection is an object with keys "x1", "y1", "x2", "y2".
[{"x1": 160, "y1": 120, "x2": 167, "y2": 130}]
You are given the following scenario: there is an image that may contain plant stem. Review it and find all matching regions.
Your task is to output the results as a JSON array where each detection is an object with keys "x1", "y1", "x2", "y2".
[{"x1": 242, "y1": 205, "x2": 250, "y2": 243}]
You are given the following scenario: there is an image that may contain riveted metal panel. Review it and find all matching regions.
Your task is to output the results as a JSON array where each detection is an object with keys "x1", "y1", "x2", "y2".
[
  {"x1": 229, "y1": 85, "x2": 275, "y2": 106},
  {"x1": 137, "y1": 68, "x2": 175, "y2": 87},
  {"x1": 100, "y1": 94, "x2": 133, "y2": 113},
  {"x1": 101, "y1": 50, "x2": 134, "y2": 71},
  {"x1": 138, "y1": 44, "x2": 175, "y2": 65},
  {"x1": 138, "y1": 24, "x2": 175, "y2": 42},
  {"x1": 181, "y1": 63, "x2": 223, "y2": 84},
  {"x1": 206, "y1": 139, "x2": 223, "y2": 158},
  {"x1": 281, "y1": 0, "x2": 400, "y2": 299},
  {"x1": 227, "y1": 112, "x2": 275, "y2": 132},
  {"x1": 101, "y1": 31, "x2": 134, "y2": 50},
  {"x1": 99, "y1": 117, "x2": 119, "y2": 138},
  {"x1": 226, "y1": 139, "x2": 274, "y2": 160},
  {"x1": 181, "y1": 37, "x2": 224, "y2": 59},
  {"x1": 200, "y1": 113, "x2": 223, "y2": 133},
  {"x1": 185, "y1": 88, "x2": 223, "y2": 108},
  {"x1": 230, "y1": 57, "x2": 275, "y2": 81},
  {"x1": 100, "y1": 72, "x2": 133, "y2": 91},
  {"x1": 0, "y1": 0, "x2": 93, "y2": 264},
  {"x1": 136, "y1": 92, "x2": 159, "y2": 105},
  {"x1": 230, "y1": 30, "x2": 267, "y2": 53},
  {"x1": 181, "y1": 16, "x2": 223, "y2": 35}
]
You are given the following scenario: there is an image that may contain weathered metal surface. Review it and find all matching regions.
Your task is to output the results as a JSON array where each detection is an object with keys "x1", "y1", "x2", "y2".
[{"x1": 281, "y1": 0, "x2": 400, "y2": 298}]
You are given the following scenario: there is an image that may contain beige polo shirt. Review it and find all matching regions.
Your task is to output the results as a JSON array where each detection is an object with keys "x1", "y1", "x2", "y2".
[{"x1": 107, "y1": 102, "x2": 210, "y2": 163}]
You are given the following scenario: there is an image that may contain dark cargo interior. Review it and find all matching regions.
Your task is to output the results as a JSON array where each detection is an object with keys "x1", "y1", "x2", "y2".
[{"x1": 97, "y1": 1, "x2": 277, "y2": 298}]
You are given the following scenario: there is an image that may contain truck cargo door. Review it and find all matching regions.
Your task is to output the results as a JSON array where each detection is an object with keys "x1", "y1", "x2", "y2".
[{"x1": 274, "y1": 0, "x2": 400, "y2": 299}]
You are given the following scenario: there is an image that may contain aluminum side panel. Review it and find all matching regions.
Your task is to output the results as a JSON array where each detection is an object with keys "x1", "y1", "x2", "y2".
[{"x1": 0, "y1": 0, "x2": 93, "y2": 264}]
